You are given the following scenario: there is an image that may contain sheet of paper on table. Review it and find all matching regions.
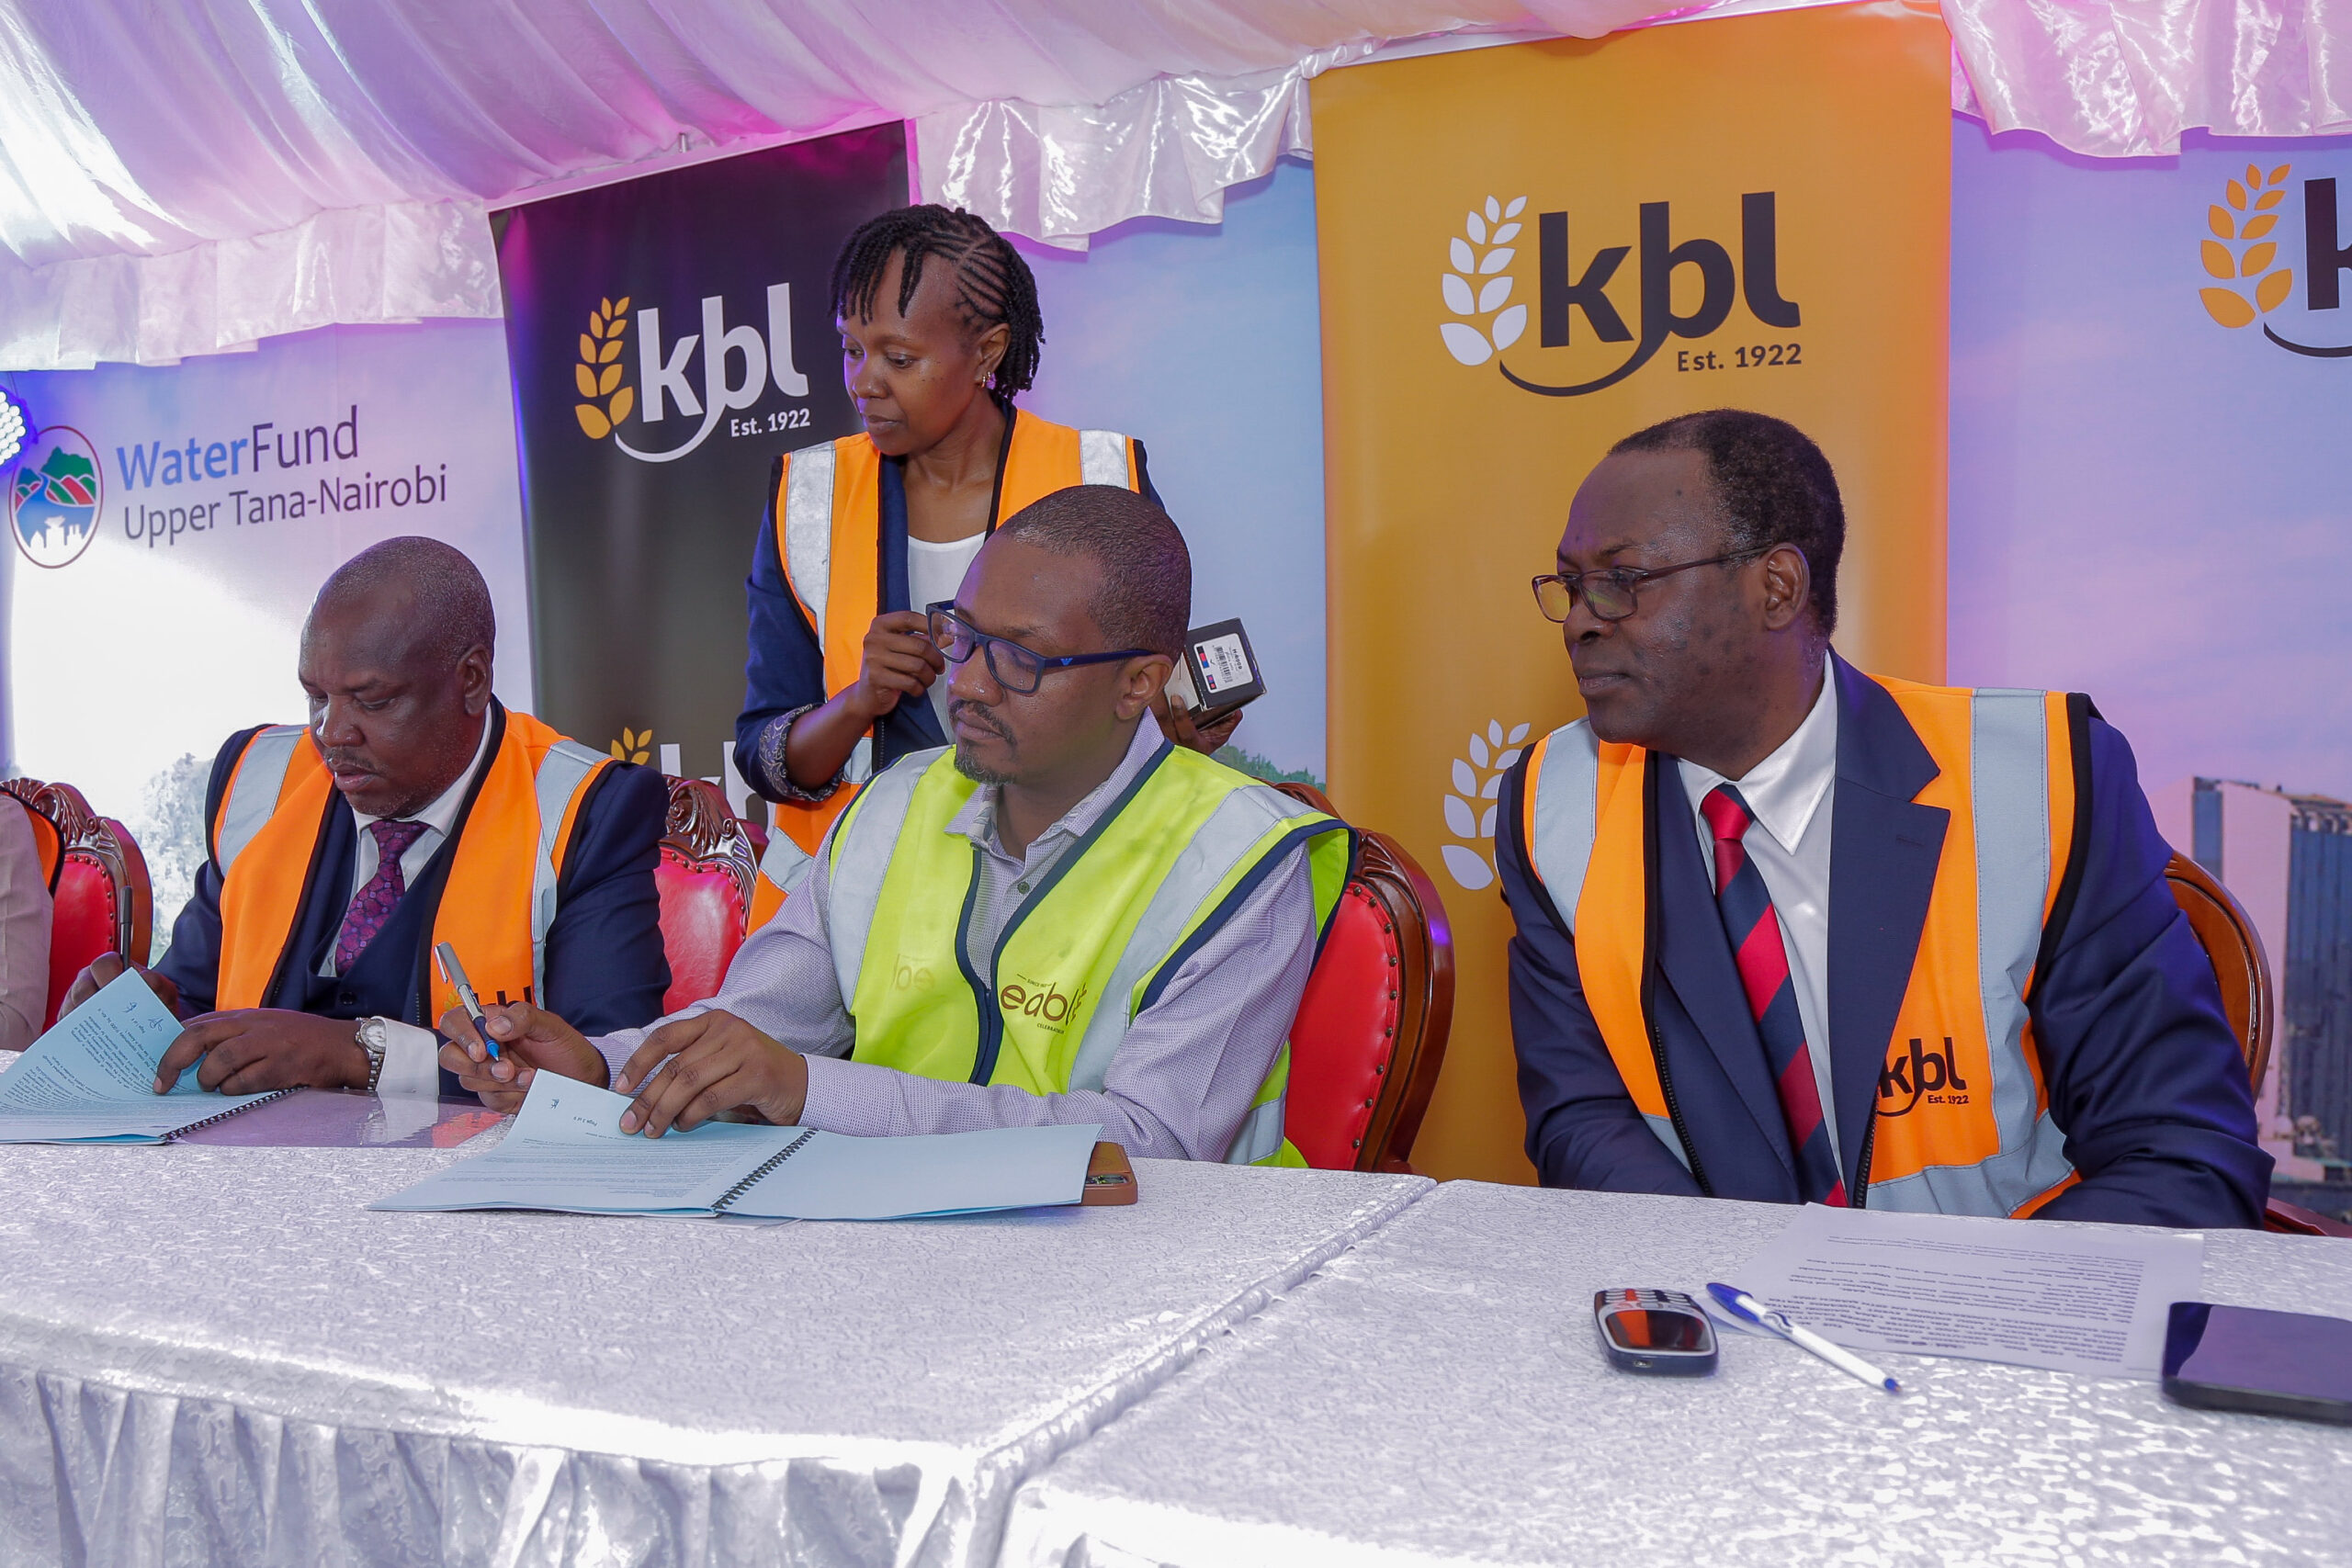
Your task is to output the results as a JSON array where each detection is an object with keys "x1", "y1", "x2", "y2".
[
  {"x1": 0, "y1": 970, "x2": 281, "y2": 1143},
  {"x1": 1730, "y1": 1202, "x2": 2205, "y2": 1378},
  {"x1": 370, "y1": 1072, "x2": 1102, "y2": 1220}
]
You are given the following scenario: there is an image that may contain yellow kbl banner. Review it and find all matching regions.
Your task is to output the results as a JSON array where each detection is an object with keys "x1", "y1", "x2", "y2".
[{"x1": 1313, "y1": 3, "x2": 1951, "y2": 1182}]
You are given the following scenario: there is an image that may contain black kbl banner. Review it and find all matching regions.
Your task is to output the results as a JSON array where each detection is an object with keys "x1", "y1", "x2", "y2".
[{"x1": 498, "y1": 123, "x2": 908, "y2": 787}]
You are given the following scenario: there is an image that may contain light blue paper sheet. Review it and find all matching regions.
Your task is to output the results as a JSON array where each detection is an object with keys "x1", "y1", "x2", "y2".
[
  {"x1": 0, "y1": 970, "x2": 279, "y2": 1143},
  {"x1": 370, "y1": 1074, "x2": 1101, "y2": 1220}
]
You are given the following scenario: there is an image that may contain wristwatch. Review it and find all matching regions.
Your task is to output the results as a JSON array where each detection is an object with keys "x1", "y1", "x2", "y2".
[{"x1": 354, "y1": 1016, "x2": 391, "y2": 1092}]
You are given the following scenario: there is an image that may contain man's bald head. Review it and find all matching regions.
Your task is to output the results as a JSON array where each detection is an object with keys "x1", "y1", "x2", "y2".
[
  {"x1": 299, "y1": 538, "x2": 497, "y2": 818},
  {"x1": 310, "y1": 536, "x2": 495, "y2": 668}
]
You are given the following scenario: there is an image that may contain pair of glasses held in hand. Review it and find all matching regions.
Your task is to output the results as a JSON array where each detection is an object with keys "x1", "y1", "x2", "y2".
[{"x1": 924, "y1": 602, "x2": 1154, "y2": 696}]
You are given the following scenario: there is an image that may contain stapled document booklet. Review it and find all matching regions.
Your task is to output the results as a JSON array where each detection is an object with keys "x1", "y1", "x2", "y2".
[
  {"x1": 370, "y1": 1072, "x2": 1103, "y2": 1220},
  {"x1": 0, "y1": 970, "x2": 286, "y2": 1143}
]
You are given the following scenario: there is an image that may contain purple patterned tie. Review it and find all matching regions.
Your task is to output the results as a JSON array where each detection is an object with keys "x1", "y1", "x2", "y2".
[{"x1": 334, "y1": 819, "x2": 430, "y2": 975}]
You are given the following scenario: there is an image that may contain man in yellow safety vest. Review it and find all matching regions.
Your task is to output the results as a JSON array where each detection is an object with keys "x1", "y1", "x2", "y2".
[
  {"x1": 1503, "y1": 410, "x2": 2268, "y2": 1226},
  {"x1": 447, "y1": 487, "x2": 1347, "y2": 1165}
]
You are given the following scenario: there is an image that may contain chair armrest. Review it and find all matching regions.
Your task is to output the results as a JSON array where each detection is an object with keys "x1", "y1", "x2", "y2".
[{"x1": 2263, "y1": 1198, "x2": 2352, "y2": 1238}]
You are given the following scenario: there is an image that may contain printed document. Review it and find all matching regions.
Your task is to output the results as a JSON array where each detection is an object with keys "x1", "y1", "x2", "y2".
[
  {"x1": 0, "y1": 970, "x2": 278, "y2": 1142},
  {"x1": 371, "y1": 1074, "x2": 1101, "y2": 1220},
  {"x1": 1735, "y1": 1203, "x2": 2205, "y2": 1377}
]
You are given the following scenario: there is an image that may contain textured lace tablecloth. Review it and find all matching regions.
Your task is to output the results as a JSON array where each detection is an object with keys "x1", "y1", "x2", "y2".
[
  {"x1": 0, "y1": 1135, "x2": 1426, "y2": 1567},
  {"x1": 1001, "y1": 1182, "x2": 2352, "y2": 1567}
]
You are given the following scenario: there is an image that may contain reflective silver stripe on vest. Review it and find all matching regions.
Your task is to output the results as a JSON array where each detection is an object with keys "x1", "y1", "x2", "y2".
[
  {"x1": 1078, "y1": 430, "x2": 1131, "y2": 490},
  {"x1": 1225, "y1": 1096, "x2": 1288, "y2": 1166},
  {"x1": 1064, "y1": 784, "x2": 1324, "y2": 1095},
  {"x1": 823, "y1": 748, "x2": 944, "y2": 1005},
  {"x1": 1525, "y1": 721, "x2": 1601, "y2": 933},
  {"x1": 758, "y1": 829, "x2": 814, "y2": 894},
  {"x1": 214, "y1": 726, "x2": 308, "y2": 874},
  {"x1": 781, "y1": 440, "x2": 838, "y2": 643},
  {"x1": 1867, "y1": 689, "x2": 2075, "y2": 1215},
  {"x1": 529, "y1": 739, "x2": 607, "y2": 1003}
]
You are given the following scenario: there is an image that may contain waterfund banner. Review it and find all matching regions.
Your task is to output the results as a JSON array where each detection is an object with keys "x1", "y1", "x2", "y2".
[
  {"x1": 1312, "y1": 4, "x2": 1951, "y2": 1183},
  {"x1": 1, "y1": 319, "x2": 534, "y2": 942},
  {"x1": 499, "y1": 125, "x2": 907, "y2": 794}
]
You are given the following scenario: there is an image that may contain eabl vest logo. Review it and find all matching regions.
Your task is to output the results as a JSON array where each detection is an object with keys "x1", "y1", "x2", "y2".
[
  {"x1": 6, "y1": 425, "x2": 101, "y2": 569},
  {"x1": 1439, "y1": 191, "x2": 1803, "y2": 395},
  {"x1": 2199, "y1": 163, "x2": 2352, "y2": 356},
  {"x1": 571, "y1": 286, "x2": 813, "y2": 463}
]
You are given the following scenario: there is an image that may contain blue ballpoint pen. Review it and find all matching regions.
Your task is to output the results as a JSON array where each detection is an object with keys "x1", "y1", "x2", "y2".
[
  {"x1": 1707, "y1": 1282, "x2": 1903, "y2": 1394},
  {"x1": 433, "y1": 942, "x2": 499, "y2": 1060}
]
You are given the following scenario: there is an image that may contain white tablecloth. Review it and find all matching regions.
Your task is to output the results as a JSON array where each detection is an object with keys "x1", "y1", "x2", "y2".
[
  {"x1": 1001, "y1": 1183, "x2": 2352, "y2": 1567},
  {"x1": 0, "y1": 1138, "x2": 1427, "y2": 1567}
]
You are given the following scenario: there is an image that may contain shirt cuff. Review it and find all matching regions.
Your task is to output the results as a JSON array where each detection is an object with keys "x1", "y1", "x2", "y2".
[
  {"x1": 757, "y1": 706, "x2": 853, "y2": 806},
  {"x1": 376, "y1": 1019, "x2": 440, "y2": 1099},
  {"x1": 796, "y1": 1051, "x2": 888, "y2": 1137}
]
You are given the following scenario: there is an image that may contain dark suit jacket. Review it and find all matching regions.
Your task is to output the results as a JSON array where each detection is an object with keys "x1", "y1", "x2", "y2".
[
  {"x1": 156, "y1": 703, "x2": 672, "y2": 1052},
  {"x1": 1500, "y1": 656, "x2": 2272, "y2": 1229}
]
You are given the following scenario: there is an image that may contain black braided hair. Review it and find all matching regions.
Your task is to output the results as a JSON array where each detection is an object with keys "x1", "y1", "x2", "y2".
[{"x1": 830, "y1": 205, "x2": 1045, "y2": 395}]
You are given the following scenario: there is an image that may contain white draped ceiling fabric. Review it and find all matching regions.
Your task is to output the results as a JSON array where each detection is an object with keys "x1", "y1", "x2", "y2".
[{"x1": 1, "y1": 0, "x2": 2348, "y2": 369}]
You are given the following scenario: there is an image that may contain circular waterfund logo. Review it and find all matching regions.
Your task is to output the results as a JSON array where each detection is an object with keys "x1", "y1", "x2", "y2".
[{"x1": 6, "y1": 424, "x2": 102, "y2": 569}]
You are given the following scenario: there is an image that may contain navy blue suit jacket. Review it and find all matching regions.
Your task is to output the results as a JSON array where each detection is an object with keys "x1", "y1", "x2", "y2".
[
  {"x1": 734, "y1": 409, "x2": 1159, "y2": 800},
  {"x1": 1500, "y1": 657, "x2": 2272, "y2": 1229},
  {"x1": 156, "y1": 702, "x2": 672, "y2": 1048}
]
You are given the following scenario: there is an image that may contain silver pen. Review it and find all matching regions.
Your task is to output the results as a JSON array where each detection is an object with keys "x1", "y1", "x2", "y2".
[{"x1": 432, "y1": 942, "x2": 498, "y2": 1060}]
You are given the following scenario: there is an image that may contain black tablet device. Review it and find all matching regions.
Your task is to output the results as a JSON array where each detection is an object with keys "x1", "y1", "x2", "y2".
[{"x1": 2162, "y1": 1301, "x2": 2352, "y2": 1425}]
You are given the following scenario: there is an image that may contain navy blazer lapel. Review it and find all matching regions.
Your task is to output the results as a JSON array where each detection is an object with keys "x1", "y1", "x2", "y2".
[
  {"x1": 1825, "y1": 656, "x2": 1949, "y2": 1191},
  {"x1": 1649, "y1": 753, "x2": 1798, "y2": 1177}
]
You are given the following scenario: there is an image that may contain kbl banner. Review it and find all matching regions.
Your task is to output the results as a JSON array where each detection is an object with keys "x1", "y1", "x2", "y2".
[
  {"x1": 1310, "y1": 6, "x2": 1951, "y2": 1183},
  {"x1": 497, "y1": 124, "x2": 909, "y2": 793}
]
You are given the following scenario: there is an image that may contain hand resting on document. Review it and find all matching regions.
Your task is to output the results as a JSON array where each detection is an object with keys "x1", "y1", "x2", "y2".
[
  {"x1": 66, "y1": 953, "x2": 368, "y2": 1093},
  {"x1": 437, "y1": 1002, "x2": 811, "y2": 1132}
]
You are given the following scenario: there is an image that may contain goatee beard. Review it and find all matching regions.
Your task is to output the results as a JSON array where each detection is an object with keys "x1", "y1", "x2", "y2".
[{"x1": 953, "y1": 741, "x2": 1015, "y2": 786}]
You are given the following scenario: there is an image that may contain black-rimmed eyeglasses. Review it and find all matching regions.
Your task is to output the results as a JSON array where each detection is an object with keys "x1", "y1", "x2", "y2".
[
  {"x1": 925, "y1": 603, "x2": 1155, "y2": 696},
  {"x1": 1531, "y1": 547, "x2": 1770, "y2": 624}
]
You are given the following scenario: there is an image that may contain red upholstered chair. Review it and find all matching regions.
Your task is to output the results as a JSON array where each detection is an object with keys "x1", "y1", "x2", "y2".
[
  {"x1": 655, "y1": 777, "x2": 758, "y2": 1014},
  {"x1": 2, "y1": 779, "x2": 152, "y2": 1031},
  {"x1": 1275, "y1": 783, "x2": 1454, "y2": 1173},
  {"x1": 2164, "y1": 852, "x2": 2352, "y2": 1238}
]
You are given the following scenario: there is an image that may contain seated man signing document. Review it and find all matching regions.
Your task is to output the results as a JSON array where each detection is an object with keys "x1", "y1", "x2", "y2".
[
  {"x1": 1503, "y1": 410, "x2": 2270, "y2": 1227},
  {"x1": 65, "y1": 537, "x2": 671, "y2": 1095},
  {"x1": 447, "y1": 487, "x2": 1348, "y2": 1165}
]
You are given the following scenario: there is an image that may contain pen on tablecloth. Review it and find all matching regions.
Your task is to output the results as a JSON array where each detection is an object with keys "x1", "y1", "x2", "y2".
[
  {"x1": 433, "y1": 942, "x2": 499, "y2": 1061},
  {"x1": 1706, "y1": 1282, "x2": 1903, "y2": 1394}
]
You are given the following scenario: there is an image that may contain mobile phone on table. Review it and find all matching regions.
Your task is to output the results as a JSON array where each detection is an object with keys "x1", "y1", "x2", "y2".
[
  {"x1": 1593, "y1": 1287, "x2": 1718, "y2": 1377},
  {"x1": 2163, "y1": 1302, "x2": 2352, "y2": 1424}
]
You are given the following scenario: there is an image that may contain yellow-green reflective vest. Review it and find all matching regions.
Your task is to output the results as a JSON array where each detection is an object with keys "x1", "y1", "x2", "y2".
[{"x1": 825, "y1": 741, "x2": 1351, "y2": 1165}]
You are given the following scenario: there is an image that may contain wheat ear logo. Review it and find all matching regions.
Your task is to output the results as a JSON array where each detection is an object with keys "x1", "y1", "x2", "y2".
[
  {"x1": 575, "y1": 297, "x2": 636, "y2": 440},
  {"x1": 1439, "y1": 197, "x2": 1530, "y2": 367},
  {"x1": 609, "y1": 727, "x2": 652, "y2": 764},
  {"x1": 2200, "y1": 166, "x2": 2294, "y2": 330},
  {"x1": 1440, "y1": 720, "x2": 1532, "y2": 892}
]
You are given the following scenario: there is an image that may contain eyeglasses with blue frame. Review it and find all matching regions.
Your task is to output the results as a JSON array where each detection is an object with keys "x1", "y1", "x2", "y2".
[{"x1": 924, "y1": 602, "x2": 1157, "y2": 696}]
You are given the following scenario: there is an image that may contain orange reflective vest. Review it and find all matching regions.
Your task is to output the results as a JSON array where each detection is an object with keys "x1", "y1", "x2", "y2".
[
  {"x1": 1521, "y1": 674, "x2": 2087, "y2": 1217},
  {"x1": 8, "y1": 795, "x2": 61, "y2": 891},
  {"x1": 751, "y1": 410, "x2": 1144, "y2": 928},
  {"x1": 209, "y1": 705, "x2": 612, "y2": 1022}
]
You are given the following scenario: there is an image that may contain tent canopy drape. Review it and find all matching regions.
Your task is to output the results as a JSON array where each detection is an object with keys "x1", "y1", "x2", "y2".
[{"x1": 1, "y1": 0, "x2": 2346, "y2": 368}]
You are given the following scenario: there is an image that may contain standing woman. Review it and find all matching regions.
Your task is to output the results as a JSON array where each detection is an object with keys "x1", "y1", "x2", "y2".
[{"x1": 736, "y1": 206, "x2": 1231, "y2": 918}]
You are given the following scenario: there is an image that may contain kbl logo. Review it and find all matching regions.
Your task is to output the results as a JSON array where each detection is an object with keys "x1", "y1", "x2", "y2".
[
  {"x1": 570, "y1": 285, "x2": 814, "y2": 462},
  {"x1": 2199, "y1": 164, "x2": 2352, "y2": 356},
  {"x1": 999, "y1": 975, "x2": 1091, "y2": 1033},
  {"x1": 1876, "y1": 1037, "x2": 1971, "y2": 1118},
  {"x1": 1438, "y1": 192, "x2": 1803, "y2": 397}
]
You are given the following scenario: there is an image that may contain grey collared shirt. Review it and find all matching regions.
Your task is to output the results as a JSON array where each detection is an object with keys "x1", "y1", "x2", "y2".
[{"x1": 592, "y1": 721, "x2": 1317, "y2": 1161}]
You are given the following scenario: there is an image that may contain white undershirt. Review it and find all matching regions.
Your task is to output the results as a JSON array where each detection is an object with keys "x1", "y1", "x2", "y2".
[
  {"x1": 322, "y1": 715, "x2": 493, "y2": 979},
  {"x1": 1675, "y1": 656, "x2": 1839, "y2": 1166},
  {"x1": 908, "y1": 532, "x2": 987, "y2": 736}
]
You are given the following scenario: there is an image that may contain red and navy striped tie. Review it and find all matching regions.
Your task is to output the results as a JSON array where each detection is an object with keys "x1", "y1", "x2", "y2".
[{"x1": 1699, "y1": 784, "x2": 1847, "y2": 1205}]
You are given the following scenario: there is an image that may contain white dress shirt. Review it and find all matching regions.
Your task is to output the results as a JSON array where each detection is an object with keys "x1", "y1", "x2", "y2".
[
  {"x1": 906, "y1": 533, "x2": 986, "y2": 735},
  {"x1": 322, "y1": 715, "x2": 493, "y2": 979},
  {"x1": 1674, "y1": 656, "x2": 1840, "y2": 1167}
]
